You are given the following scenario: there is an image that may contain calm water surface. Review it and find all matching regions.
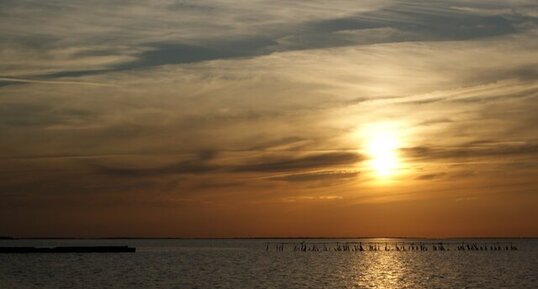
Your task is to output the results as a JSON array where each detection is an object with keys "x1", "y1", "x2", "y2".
[{"x1": 1, "y1": 239, "x2": 537, "y2": 288}]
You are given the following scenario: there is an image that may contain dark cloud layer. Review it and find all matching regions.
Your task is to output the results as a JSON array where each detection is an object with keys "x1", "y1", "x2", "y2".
[
  {"x1": 90, "y1": 152, "x2": 362, "y2": 178},
  {"x1": 271, "y1": 171, "x2": 358, "y2": 182},
  {"x1": 415, "y1": 173, "x2": 446, "y2": 180},
  {"x1": 92, "y1": 160, "x2": 216, "y2": 178},
  {"x1": 405, "y1": 141, "x2": 538, "y2": 161},
  {"x1": 234, "y1": 152, "x2": 362, "y2": 173}
]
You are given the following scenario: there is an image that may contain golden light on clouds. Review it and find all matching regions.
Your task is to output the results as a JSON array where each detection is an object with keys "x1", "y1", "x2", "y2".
[{"x1": 1, "y1": 0, "x2": 538, "y2": 238}]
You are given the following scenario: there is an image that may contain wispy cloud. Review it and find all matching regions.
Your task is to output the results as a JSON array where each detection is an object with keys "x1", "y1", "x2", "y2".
[
  {"x1": 2, "y1": 0, "x2": 536, "y2": 79},
  {"x1": 233, "y1": 152, "x2": 362, "y2": 173},
  {"x1": 0, "y1": 77, "x2": 116, "y2": 87},
  {"x1": 270, "y1": 171, "x2": 358, "y2": 182},
  {"x1": 404, "y1": 141, "x2": 538, "y2": 161}
]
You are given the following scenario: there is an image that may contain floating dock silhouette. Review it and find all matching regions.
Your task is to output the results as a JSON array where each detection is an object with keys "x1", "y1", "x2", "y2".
[
  {"x1": 265, "y1": 241, "x2": 518, "y2": 252},
  {"x1": 0, "y1": 246, "x2": 136, "y2": 253}
]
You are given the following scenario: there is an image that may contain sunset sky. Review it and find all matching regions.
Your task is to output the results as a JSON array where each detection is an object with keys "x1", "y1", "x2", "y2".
[{"x1": 1, "y1": 0, "x2": 538, "y2": 238}]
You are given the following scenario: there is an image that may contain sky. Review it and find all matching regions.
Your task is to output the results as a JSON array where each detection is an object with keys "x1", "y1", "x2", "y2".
[{"x1": 1, "y1": 0, "x2": 538, "y2": 238}]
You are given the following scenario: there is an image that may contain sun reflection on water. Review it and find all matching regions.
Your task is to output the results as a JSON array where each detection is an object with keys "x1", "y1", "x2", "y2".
[{"x1": 351, "y1": 243, "x2": 410, "y2": 288}]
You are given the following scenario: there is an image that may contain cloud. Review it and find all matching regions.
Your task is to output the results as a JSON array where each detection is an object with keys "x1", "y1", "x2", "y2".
[
  {"x1": 246, "y1": 136, "x2": 309, "y2": 151},
  {"x1": 234, "y1": 152, "x2": 362, "y2": 173},
  {"x1": 0, "y1": 103, "x2": 96, "y2": 127},
  {"x1": 2, "y1": 0, "x2": 536, "y2": 79},
  {"x1": 89, "y1": 152, "x2": 362, "y2": 178},
  {"x1": 90, "y1": 150, "x2": 219, "y2": 177},
  {"x1": 0, "y1": 0, "x2": 380, "y2": 78},
  {"x1": 415, "y1": 173, "x2": 446, "y2": 180},
  {"x1": 270, "y1": 171, "x2": 358, "y2": 182},
  {"x1": 92, "y1": 160, "x2": 217, "y2": 177},
  {"x1": 404, "y1": 141, "x2": 538, "y2": 161},
  {"x1": 0, "y1": 77, "x2": 116, "y2": 88}
]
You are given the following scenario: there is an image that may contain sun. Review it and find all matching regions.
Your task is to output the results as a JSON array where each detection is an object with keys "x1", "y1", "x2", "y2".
[{"x1": 362, "y1": 124, "x2": 402, "y2": 178}]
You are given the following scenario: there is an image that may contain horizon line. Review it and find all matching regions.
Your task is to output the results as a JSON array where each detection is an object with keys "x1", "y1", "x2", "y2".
[{"x1": 2, "y1": 236, "x2": 538, "y2": 240}]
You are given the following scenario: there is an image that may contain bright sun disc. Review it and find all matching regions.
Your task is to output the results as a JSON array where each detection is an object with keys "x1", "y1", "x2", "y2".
[{"x1": 364, "y1": 126, "x2": 401, "y2": 178}]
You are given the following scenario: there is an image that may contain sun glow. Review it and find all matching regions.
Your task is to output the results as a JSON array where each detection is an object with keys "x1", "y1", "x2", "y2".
[{"x1": 362, "y1": 124, "x2": 402, "y2": 178}]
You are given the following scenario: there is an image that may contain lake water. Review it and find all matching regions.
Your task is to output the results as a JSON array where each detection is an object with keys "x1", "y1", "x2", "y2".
[{"x1": 1, "y1": 239, "x2": 537, "y2": 288}]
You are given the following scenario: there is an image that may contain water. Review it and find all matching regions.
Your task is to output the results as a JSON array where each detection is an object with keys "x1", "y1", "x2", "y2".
[{"x1": 1, "y1": 239, "x2": 537, "y2": 289}]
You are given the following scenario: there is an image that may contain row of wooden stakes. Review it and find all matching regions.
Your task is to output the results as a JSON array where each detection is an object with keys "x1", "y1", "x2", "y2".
[{"x1": 266, "y1": 241, "x2": 518, "y2": 252}]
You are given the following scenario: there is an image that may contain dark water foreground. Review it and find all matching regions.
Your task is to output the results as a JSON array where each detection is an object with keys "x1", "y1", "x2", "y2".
[{"x1": 0, "y1": 238, "x2": 537, "y2": 288}]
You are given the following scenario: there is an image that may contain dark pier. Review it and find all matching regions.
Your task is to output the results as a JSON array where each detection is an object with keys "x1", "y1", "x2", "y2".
[{"x1": 0, "y1": 246, "x2": 136, "y2": 253}]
